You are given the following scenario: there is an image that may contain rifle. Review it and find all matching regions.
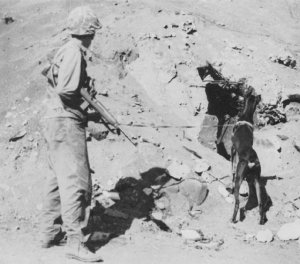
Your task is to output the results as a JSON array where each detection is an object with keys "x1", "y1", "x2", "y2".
[
  {"x1": 80, "y1": 88, "x2": 137, "y2": 147},
  {"x1": 41, "y1": 63, "x2": 137, "y2": 147}
]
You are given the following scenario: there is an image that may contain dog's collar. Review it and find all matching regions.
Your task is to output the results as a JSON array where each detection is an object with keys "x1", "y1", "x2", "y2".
[{"x1": 235, "y1": 120, "x2": 253, "y2": 128}]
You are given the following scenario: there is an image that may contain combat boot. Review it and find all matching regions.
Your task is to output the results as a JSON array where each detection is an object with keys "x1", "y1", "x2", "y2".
[{"x1": 65, "y1": 238, "x2": 103, "y2": 262}]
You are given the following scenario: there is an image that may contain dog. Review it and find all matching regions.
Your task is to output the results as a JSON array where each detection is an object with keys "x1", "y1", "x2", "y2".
[{"x1": 230, "y1": 91, "x2": 267, "y2": 224}]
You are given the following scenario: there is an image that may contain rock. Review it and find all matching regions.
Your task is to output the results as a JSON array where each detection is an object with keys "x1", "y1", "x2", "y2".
[
  {"x1": 24, "y1": 97, "x2": 30, "y2": 102},
  {"x1": 285, "y1": 102, "x2": 300, "y2": 119},
  {"x1": 5, "y1": 123, "x2": 12, "y2": 128},
  {"x1": 277, "y1": 220, "x2": 300, "y2": 241},
  {"x1": 180, "y1": 179, "x2": 208, "y2": 206},
  {"x1": 256, "y1": 229, "x2": 273, "y2": 243},
  {"x1": 277, "y1": 134, "x2": 289, "y2": 141},
  {"x1": 167, "y1": 160, "x2": 191, "y2": 180},
  {"x1": 9, "y1": 129, "x2": 27, "y2": 142},
  {"x1": 181, "y1": 229, "x2": 202, "y2": 241},
  {"x1": 293, "y1": 140, "x2": 300, "y2": 152},
  {"x1": 194, "y1": 159, "x2": 211, "y2": 174},
  {"x1": 3, "y1": 14, "x2": 14, "y2": 24},
  {"x1": 151, "y1": 211, "x2": 163, "y2": 221},
  {"x1": 155, "y1": 197, "x2": 169, "y2": 210}
]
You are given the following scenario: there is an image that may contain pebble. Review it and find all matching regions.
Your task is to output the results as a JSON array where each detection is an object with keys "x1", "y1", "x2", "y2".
[
  {"x1": 256, "y1": 229, "x2": 273, "y2": 243},
  {"x1": 293, "y1": 140, "x2": 300, "y2": 152},
  {"x1": 277, "y1": 219, "x2": 300, "y2": 241},
  {"x1": 181, "y1": 229, "x2": 202, "y2": 241}
]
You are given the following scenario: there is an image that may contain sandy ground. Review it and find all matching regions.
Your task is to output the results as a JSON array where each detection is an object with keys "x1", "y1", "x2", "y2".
[{"x1": 0, "y1": 0, "x2": 300, "y2": 263}]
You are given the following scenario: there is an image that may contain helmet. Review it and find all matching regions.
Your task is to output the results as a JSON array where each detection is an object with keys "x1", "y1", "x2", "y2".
[{"x1": 67, "y1": 6, "x2": 102, "y2": 36}]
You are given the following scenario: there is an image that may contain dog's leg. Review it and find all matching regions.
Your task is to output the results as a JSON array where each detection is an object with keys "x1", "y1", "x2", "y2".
[
  {"x1": 232, "y1": 159, "x2": 247, "y2": 223},
  {"x1": 229, "y1": 147, "x2": 237, "y2": 194},
  {"x1": 254, "y1": 177, "x2": 265, "y2": 225}
]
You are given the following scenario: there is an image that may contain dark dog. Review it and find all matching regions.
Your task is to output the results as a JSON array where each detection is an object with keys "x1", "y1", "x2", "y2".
[
  {"x1": 230, "y1": 91, "x2": 268, "y2": 224},
  {"x1": 197, "y1": 62, "x2": 268, "y2": 224}
]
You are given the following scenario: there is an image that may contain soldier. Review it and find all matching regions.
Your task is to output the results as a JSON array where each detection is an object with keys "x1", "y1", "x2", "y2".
[{"x1": 40, "y1": 6, "x2": 103, "y2": 262}]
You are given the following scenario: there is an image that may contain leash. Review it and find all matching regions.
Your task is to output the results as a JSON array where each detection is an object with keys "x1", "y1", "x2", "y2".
[{"x1": 120, "y1": 123, "x2": 237, "y2": 129}]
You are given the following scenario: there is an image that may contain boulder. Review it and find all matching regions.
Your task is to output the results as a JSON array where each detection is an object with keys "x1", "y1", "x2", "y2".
[
  {"x1": 256, "y1": 229, "x2": 273, "y2": 243},
  {"x1": 277, "y1": 220, "x2": 300, "y2": 241},
  {"x1": 181, "y1": 229, "x2": 202, "y2": 241},
  {"x1": 180, "y1": 179, "x2": 208, "y2": 206},
  {"x1": 167, "y1": 160, "x2": 191, "y2": 180}
]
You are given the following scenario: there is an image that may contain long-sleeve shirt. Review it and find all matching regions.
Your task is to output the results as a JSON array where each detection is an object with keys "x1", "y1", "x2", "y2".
[{"x1": 45, "y1": 39, "x2": 88, "y2": 120}]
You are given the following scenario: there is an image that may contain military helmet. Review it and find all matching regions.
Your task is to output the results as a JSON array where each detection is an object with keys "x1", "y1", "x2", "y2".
[{"x1": 67, "y1": 6, "x2": 101, "y2": 36}]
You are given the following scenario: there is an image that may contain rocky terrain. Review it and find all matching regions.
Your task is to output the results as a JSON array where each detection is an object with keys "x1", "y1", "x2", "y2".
[{"x1": 0, "y1": 0, "x2": 300, "y2": 263}]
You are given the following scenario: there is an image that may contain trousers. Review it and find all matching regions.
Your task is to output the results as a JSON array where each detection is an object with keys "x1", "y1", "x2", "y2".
[{"x1": 40, "y1": 117, "x2": 92, "y2": 241}]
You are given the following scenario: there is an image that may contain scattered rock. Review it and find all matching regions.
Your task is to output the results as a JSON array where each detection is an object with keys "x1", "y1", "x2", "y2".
[
  {"x1": 194, "y1": 159, "x2": 211, "y2": 174},
  {"x1": 180, "y1": 179, "x2": 208, "y2": 206},
  {"x1": 182, "y1": 20, "x2": 197, "y2": 35},
  {"x1": 155, "y1": 197, "x2": 169, "y2": 210},
  {"x1": 3, "y1": 14, "x2": 14, "y2": 24},
  {"x1": 293, "y1": 140, "x2": 300, "y2": 152},
  {"x1": 269, "y1": 54, "x2": 297, "y2": 69},
  {"x1": 257, "y1": 102, "x2": 286, "y2": 126},
  {"x1": 181, "y1": 229, "x2": 203, "y2": 241},
  {"x1": 277, "y1": 220, "x2": 300, "y2": 241},
  {"x1": 285, "y1": 102, "x2": 300, "y2": 118},
  {"x1": 256, "y1": 229, "x2": 273, "y2": 243},
  {"x1": 151, "y1": 211, "x2": 163, "y2": 221},
  {"x1": 277, "y1": 134, "x2": 289, "y2": 141},
  {"x1": 9, "y1": 129, "x2": 27, "y2": 142},
  {"x1": 167, "y1": 160, "x2": 191, "y2": 180}
]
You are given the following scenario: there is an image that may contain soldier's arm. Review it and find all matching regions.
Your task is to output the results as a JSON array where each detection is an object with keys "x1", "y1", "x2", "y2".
[{"x1": 56, "y1": 48, "x2": 82, "y2": 102}]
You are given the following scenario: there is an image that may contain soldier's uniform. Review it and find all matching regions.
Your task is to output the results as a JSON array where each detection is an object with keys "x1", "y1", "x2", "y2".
[{"x1": 40, "y1": 6, "x2": 103, "y2": 262}]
